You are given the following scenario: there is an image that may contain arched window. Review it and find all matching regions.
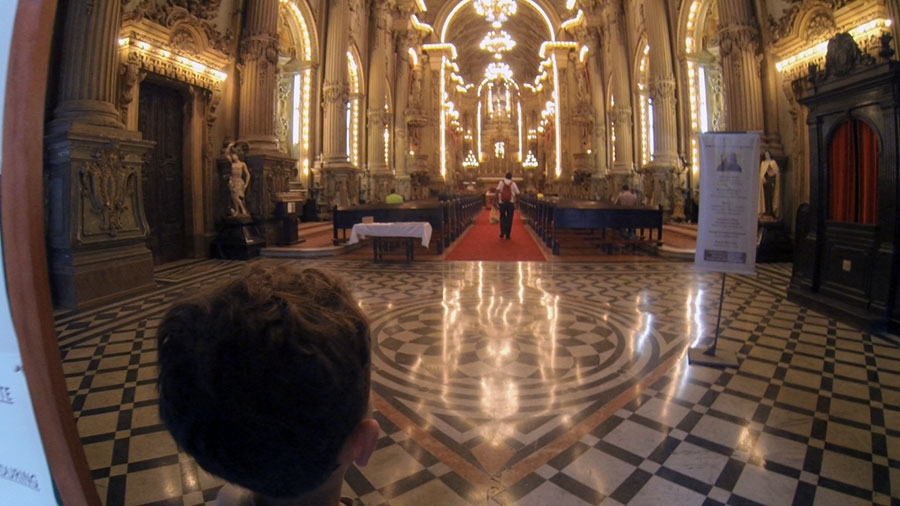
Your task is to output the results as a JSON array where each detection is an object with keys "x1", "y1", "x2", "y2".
[
  {"x1": 829, "y1": 119, "x2": 878, "y2": 224},
  {"x1": 636, "y1": 43, "x2": 653, "y2": 167},
  {"x1": 682, "y1": 0, "x2": 723, "y2": 180},
  {"x1": 277, "y1": 0, "x2": 316, "y2": 180},
  {"x1": 347, "y1": 50, "x2": 361, "y2": 167},
  {"x1": 608, "y1": 90, "x2": 615, "y2": 165}
]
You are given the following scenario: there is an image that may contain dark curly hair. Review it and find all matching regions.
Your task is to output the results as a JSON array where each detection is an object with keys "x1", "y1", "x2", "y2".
[{"x1": 156, "y1": 263, "x2": 371, "y2": 498}]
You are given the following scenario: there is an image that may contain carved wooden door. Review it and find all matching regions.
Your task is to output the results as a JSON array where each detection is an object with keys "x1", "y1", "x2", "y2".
[{"x1": 138, "y1": 81, "x2": 186, "y2": 264}]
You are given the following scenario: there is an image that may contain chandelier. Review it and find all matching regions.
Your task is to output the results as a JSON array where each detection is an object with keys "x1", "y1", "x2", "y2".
[
  {"x1": 474, "y1": 0, "x2": 517, "y2": 28},
  {"x1": 462, "y1": 150, "x2": 480, "y2": 168},
  {"x1": 523, "y1": 150, "x2": 538, "y2": 168},
  {"x1": 479, "y1": 30, "x2": 516, "y2": 58},
  {"x1": 484, "y1": 61, "x2": 513, "y2": 81}
]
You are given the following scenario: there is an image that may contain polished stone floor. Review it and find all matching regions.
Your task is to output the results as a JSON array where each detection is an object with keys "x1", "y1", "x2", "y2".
[{"x1": 56, "y1": 259, "x2": 900, "y2": 505}]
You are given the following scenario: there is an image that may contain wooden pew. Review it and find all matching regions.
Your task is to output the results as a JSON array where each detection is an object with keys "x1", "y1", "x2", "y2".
[{"x1": 518, "y1": 196, "x2": 664, "y2": 255}]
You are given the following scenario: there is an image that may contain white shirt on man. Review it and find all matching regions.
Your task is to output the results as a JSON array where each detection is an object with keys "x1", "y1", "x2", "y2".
[{"x1": 496, "y1": 178, "x2": 520, "y2": 203}]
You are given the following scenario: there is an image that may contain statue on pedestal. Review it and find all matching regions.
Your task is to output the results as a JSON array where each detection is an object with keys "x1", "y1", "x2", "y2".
[
  {"x1": 758, "y1": 150, "x2": 780, "y2": 220},
  {"x1": 225, "y1": 142, "x2": 251, "y2": 217}
]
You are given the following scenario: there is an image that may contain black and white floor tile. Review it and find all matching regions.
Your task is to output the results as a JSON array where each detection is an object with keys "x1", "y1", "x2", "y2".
[{"x1": 56, "y1": 259, "x2": 900, "y2": 505}]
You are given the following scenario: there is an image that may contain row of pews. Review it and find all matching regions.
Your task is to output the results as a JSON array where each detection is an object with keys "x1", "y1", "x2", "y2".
[
  {"x1": 518, "y1": 196, "x2": 664, "y2": 255},
  {"x1": 332, "y1": 195, "x2": 484, "y2": 254}
]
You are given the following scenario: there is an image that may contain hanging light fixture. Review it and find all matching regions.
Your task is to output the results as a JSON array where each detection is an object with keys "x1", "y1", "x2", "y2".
[
  {"x1": 484, "y1": 61, "x2": 514, "y2": 81},
  {"x1": 479, "y1": 30, "x2": 516, "y2": 56},
  {"x1": 463, "y1": 150, "x2": 480, "y2": 168},
  {"x1": 523, "y1": 150, "x2": 538, "y2": 168},
  {"x1": 474, "y1": 0, "x2": 517, "y2": 28}
]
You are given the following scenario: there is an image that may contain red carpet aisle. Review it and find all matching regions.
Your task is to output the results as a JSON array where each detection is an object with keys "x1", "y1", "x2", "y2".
[{"x1": 445, "y1": 208, "x2": 546, "y2": 261}]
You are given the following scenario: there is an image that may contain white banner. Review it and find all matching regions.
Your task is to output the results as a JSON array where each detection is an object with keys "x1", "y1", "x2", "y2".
[{"x1": 694, "y1": 132, "x2": 761, "y2": 275}]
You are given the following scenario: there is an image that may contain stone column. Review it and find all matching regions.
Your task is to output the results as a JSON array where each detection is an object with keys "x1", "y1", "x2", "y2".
[
  {"x1": 645, "y1": 0, "x2": 678, "y2": 169},
  {"x1": 587, "y1": 34, "x2": 607, "y2": 175},
  {"x1": 561, "y1": 50, "x2": 576, "y2": 184},
  {"x1": 53, "y1": 0, "x2": 124, "y2": 128},
  {"x1": 237, "y1": 0, "x2": 280, "y2": 151},
  {"x1": 318, "y1": 0, "x2": 357, "y2": 212},
  {"x1": 46, "y1": 0, "x2": 155, "y2": 308},
  {"x1": 366, "y1": 1, "x2": 392, "y2": 201},
  {"x1": 605, "y1": 5, "x2": 635, "y2": 184},
  {"x1": 231, "y1": 0, "x2": 295, "y2": 245},
  {"x1": 393, "y1": 32, "x2": 413, "y2": 198},
  {"x1": 753, "y1": 0, "x2": 783, "y2": 155},
  {"x1": 586, "y1": 33, "x2": 609, "y2": 199},
  {"x1": 717, "y1": 0, "x2": 764, "y2": 132},
  {"x1": 421, "y1": 54, "x2": 439, "y2": 180}
]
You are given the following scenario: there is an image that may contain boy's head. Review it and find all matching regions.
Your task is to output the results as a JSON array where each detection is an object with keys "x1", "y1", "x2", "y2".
[{"x1": 156, "y1": 264, "x2": 376, "y2": 499}]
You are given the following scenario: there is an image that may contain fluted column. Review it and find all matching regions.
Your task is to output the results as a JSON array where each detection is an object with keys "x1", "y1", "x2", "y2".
[
  {"x1": 322, "y1": 0, "x2": 351, "y2": 164},
  {"x1": 753, "y1": 0, "x2": 783, "y2": 154},
  {"x1": 561, "y1": 51, "x2": 577, "y2": 182},
  {"x1": 393, "y1": 33, "x2": 414, "y2": 198},
  {"x1": 237, "y1": 0, "x2": 280, "y2": 152},
  {"x1": 645, "y1": 0, "x2": 679, "y2": 168},
  {"x1": 46, "y1": 0, "x2": 155, "y2": 307},
  {"x1": 717, "y1": 0, "x2": 764, "y2": 132},
  {"x1": 606, "y1": 6, "x2": 634, "y2": 175},
  {"x1": 367, "y1": 2, "x2": 392, "y2": 200},
  {"x1": 53, "y1": 0, "x2": 124, "y2": 128},
  {"x1": 587, "y1": 34, "x2": 607, "y2": 177},
  {"x1": 421, "y1": 54, "x2": 438, "y2": 177}
]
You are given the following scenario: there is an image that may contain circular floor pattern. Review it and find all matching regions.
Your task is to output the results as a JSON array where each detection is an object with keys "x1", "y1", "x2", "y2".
[{"x1": 369, "y1": 283, "x2": 683, "y2": 433}]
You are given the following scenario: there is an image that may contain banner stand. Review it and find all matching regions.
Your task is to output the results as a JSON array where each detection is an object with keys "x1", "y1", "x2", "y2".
[{"x1": 688, "y1": 272, "x2": 738, "y2": 368}]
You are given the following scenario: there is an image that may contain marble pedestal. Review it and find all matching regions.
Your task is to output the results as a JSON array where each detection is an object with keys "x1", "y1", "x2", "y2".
[{"x1": 45, "y1": 121, "x2": 156, "y2": 308}]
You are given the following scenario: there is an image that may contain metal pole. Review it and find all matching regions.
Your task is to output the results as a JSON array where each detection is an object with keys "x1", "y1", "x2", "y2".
[{"x1": 705, "y1": 272, "x2": 727, "y2": 356}]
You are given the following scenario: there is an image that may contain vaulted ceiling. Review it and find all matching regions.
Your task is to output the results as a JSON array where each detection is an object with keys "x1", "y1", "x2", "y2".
[{"x1": 420, "y1": 0, "x2": 574, "y2": 89}]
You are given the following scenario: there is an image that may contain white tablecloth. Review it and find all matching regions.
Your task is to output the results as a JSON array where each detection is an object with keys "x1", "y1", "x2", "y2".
[{"x1": 348, "y1": 222, "x2": 432, "y2": 247}]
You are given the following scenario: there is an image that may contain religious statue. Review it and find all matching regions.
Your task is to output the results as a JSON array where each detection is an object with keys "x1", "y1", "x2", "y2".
[
  {"x1": 225, "y1": 142, "x2": 250, "y2": 217},
  {"x1": 409, "y1": 65, "x2": 423, "y2": 108},
  {"x1": 758, "y1": 151, "x2": 780, "y2": 220}
]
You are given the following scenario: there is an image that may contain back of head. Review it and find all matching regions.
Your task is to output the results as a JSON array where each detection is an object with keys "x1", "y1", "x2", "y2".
[
  {"x1": 156, "y1": 263, "x2": 371, "y2": 498},
  {"x1": 622, "y1": 185, "x2": 630, "y2": 192},
  {"x1": 505, "y1": 172, "x2": 512, "y2": 180}
]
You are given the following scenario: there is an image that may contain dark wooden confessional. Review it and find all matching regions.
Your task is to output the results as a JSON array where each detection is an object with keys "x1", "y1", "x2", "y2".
[{"x1": 789, "y1": 32, "x2": 900, "y2": 333}]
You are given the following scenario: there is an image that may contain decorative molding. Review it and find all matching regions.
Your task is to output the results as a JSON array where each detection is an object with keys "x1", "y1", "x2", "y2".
[
  {"x1": 648, "y1": 77, "x2": 676, "y2": 101},
  {"x1": 124, "y1": 0, "x2": 233, "y2": 57},
  {"x1": 322, "y1": 81, "x2": 350, "y2": 104},
  {"x1": 719, "y1": 24, "x2": 760, "y2": 59},
  {"x1": 240, "y1": 34, "x2": 280, "y2": 65},
  {"x1": 811, "y1": 32, "x2": 876, "y2": 80},
  {"x1": 79, "y1": 144, "x2": 140, "y2": 237},
  {"x1": 118, "y1": 15, "x2": 231, "y2": 95},
  {"x1": 118, "y1": 62, "x2": 140, "y2": 122},
  {"x1": 613, "y1": 106, "x2": 632, "y2": 128}
]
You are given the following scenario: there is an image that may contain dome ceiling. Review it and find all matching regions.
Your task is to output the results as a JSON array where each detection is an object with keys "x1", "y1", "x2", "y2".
[{"x1": 421, "y1": 0, "x2": 572, "y2": 89}]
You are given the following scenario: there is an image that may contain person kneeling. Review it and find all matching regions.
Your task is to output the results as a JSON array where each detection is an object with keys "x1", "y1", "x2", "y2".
[{"x1": 156, "y1": 263, "x2": 380, "y2": 506}]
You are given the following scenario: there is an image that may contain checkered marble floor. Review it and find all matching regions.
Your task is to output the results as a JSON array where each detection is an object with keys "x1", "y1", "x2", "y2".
[{"x1": 56, "y1": 260, "x2": 900, "y2": 505}]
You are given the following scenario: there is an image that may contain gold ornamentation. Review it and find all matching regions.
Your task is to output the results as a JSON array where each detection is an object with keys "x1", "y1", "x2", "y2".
[{"x1": 79, "y1": 145, "x2": 138, "y2": 237}]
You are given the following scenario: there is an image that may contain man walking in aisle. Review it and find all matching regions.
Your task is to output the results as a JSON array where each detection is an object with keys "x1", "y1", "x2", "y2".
[{"x1": 496, "y1": 172, "x2": 520, "y2": 239}]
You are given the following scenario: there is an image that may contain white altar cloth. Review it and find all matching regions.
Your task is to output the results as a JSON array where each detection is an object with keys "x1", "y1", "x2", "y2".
[{"x1": 348, "y1": 222, "x2": 432, "y2": 247}]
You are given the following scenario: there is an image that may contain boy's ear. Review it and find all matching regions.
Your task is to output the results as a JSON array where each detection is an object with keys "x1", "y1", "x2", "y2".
[{"x1": 347, "y1": 418, "x2": 380, "y2": 467}]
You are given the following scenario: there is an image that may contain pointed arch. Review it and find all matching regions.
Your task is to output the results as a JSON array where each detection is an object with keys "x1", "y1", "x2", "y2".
[
  {"x1": 278, "y1": 0, "x2": 319, "y2": 178},
  {"x1": 347, "y1": 44, "x2": 364, "y2": 167},
  {"x1": 632, "y1": 39, "x2": 651, "y2": 167},
  {"x1": 677, "y1": 0, "x2": 718, "y2": 180}
]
